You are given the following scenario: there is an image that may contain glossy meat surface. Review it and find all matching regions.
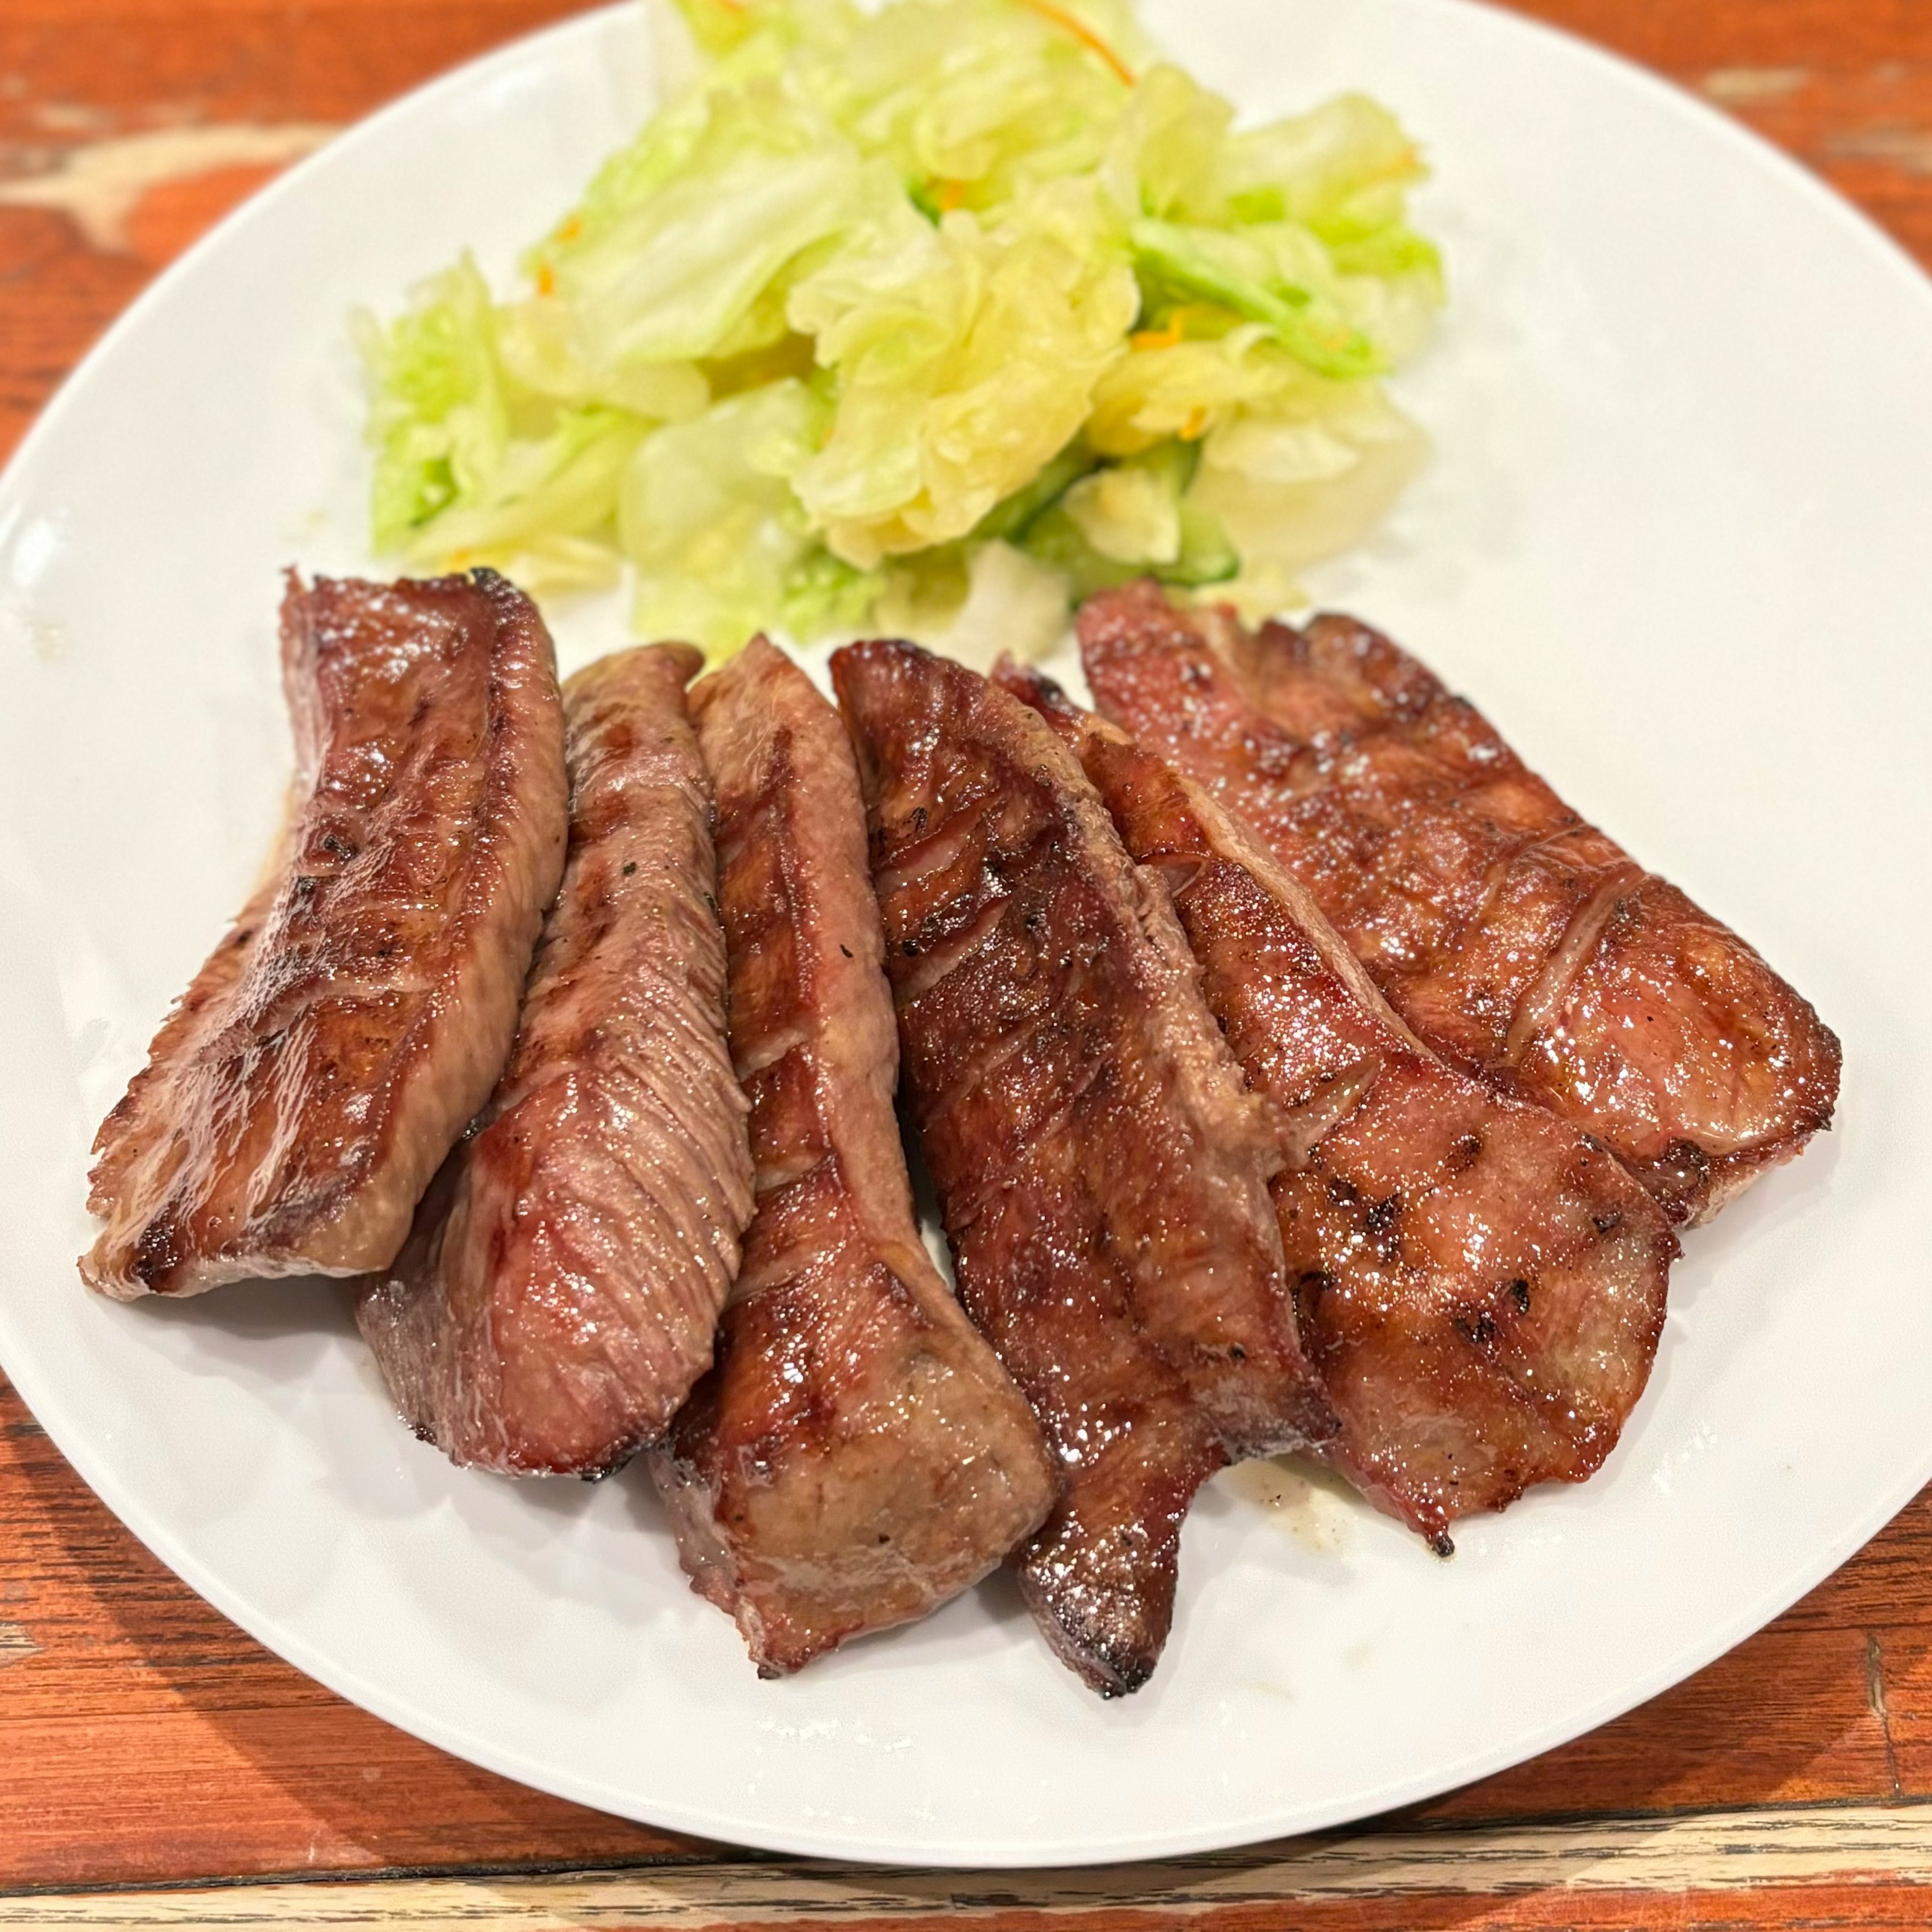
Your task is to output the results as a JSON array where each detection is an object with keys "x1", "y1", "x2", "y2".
[
  {"x1": 82, "y1": 571, "x2": 568, "y2": 1299},
  {"x1": 1080, "y1": 583, "x2": 1840, "y2": 1225},
  {"x1": 357, "y1": 645, "x2": 754, "y2": 1475},
  {"x1": 1003, "y1": 664, "x2": 1676, "y2": 1549},
  {"x1": 833, "y1": 640, "x2": 1332, "y2": 1695},
  {"x1": 650, "y1": 639, "x2": 1055, "y2": 1674}
]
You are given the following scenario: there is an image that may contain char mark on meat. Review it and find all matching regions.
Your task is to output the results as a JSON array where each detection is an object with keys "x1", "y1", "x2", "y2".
[
  {"x1": 82, "y1": 571, "x2": 569, "y2": 1299},
  {"x1": 357, "y1": 644, "x2": 755, "y2": 1477},
  {"x1": 1000, "y1": 660, "x2": 1676, "y2": 1549},
  {"x1": 649, "y1": 638, "x2": 1054, "y2": 1674},
  {"x1": 833, "y1": 639, "x2": 1333, "y2": 1696},
  {"x1": 1078, "y1": 581, "x2": 1841, "y2": 1226}
]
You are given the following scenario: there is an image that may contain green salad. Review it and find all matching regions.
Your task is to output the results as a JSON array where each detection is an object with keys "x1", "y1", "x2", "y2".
[{"x1": 359, "y1": 0, "x2": 1443, "y2": 659}]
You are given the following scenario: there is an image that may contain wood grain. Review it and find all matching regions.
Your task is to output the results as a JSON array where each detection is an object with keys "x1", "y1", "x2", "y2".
[
  {"x1": 13, "y1": 1810, "x2": 1932, "y2": 1926},
  {"x1": 4, "y1": 0, "x2": 1931, "y2": 1917},
  {"x1": 29, "y1": 1891, "x2": 1932, "y2": 1932}
]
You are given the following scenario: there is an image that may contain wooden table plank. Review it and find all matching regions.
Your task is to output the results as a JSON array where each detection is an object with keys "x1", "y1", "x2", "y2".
[
  {"x1": 4, "y1": 0, "x2": 1929, "y2": 1913},
  {"x1": 14, "y1": 1810, "x2": 1932, "y2": 1928}
]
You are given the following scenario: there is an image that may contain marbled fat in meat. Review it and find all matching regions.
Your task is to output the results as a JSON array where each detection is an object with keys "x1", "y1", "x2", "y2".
[
  {"x1": 1080, "y1": 583, "x2": 1840, "y2": 1225},
  {"x1": 357, "y1": 645, "x2": 754, "y2": 1476},
  {"x1": 834, "y1": 639, "x2": 1333, "y2": 1695},
  {"x1": 1001, "y1": 664, "x2": 1677, "y2": 1551},
  {"x1": 650, "y1": 637, "x2": 1054, "y2": 1674},
  {"x1": 82, "y1": 571, "x2": 568, "y2": 1298}
]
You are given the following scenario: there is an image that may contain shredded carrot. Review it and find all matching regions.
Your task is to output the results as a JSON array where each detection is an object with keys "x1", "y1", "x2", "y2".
[
  {"x1": 938, "y1": 178, "x2": 969, "y2": 212},
  {"x1": 1131, "y1": 304, "x2": 1223, "y2": 350},
  {"x1": 1179, "y1": 406, "x2": 1209, "y2": 440},
  {"x1": 536, "y1": 262, "x2": 557, "y2": 296},
  {"x1": 1131, "y1": 317, "x2": 1185, "y2": 352},
  {"x1": 557, "y1": 215, "x2": 583, "y2": 242},
  {"x1": 1013, "y1": 0, "x2": 1134, "y2": 87}
]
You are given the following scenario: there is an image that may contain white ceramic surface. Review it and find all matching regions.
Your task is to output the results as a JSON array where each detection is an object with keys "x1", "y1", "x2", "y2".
[{"x1": 2, "y1": 0, "x2": 1929, "y2": 1869}]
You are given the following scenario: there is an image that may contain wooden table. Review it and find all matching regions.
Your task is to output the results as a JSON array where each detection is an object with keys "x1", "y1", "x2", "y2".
[{"x1": 2, "y1": 1, "x2": 1926, "y2": 1923}]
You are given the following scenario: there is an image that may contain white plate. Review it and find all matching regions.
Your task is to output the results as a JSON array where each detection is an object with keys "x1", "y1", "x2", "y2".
[{"x1": 2, "y1": 0, "x2": 1929, "y2": 1870}]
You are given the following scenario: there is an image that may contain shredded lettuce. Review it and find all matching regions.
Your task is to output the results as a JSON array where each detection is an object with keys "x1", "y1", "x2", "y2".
[
  {"x1": 1019, "y1": 438, "x2": 1235, "y2": 596},
  {"x1": 358, "y1": 0, "x2": 1443, "y2": 656},
  {"x1": 788, "y1": 174, "x2": 1139, "y2": 564}
]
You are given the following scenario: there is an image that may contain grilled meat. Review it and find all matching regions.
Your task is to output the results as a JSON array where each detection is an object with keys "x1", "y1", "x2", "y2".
[
  {"x1": 357, "y1": 645, "x2": 754, "y2": 1476},
  {"x1": 81, "y1": 571, "x2": 568, "y2": 1300},
  {"x1": 833, "y1": 639, "x2": 1333, "y2": 1696},
  {"x1": 1079, "y1": 583, "x2": 1840, "y2": 1225},
  {"x1": 649, "y1": 638, "x2": 1055, "y2": 1675},
  {"x1": 1002, "y1": 664, "x2": 1676, "y2": 1550}
]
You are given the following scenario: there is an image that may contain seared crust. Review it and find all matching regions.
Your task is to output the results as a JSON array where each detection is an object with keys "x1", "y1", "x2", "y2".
[
  {"x1": 81, "y1": 571, "x2": 568, "y2": 1299},
  {"x1": 649, "y1": 638, "x2": 1055, "y2": 1675},
  {"x1": 1079, "y1": 583, "x2": 1841, "y2": 1225},
  {"x1": 356, "y1": 645, "x2": 755, "y2": 1475},
  {"x1": 1002, "y1": 663, "x2": 1677, "y2": 1549},
  {"x1": 833, "y1": 639, "x2": 1333, "y2": 1696}
]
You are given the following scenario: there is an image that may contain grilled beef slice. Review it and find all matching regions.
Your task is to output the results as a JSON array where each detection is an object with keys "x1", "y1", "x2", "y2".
[
  {"x1": 82, "y1": 571, "x2": 568, "y2": 1298},
  {"x1": 1002, "y1": 664, "x2": 1677, "y2": 1550},
  {"x1": 1079, "y1": 582, "x2": 1840, "y2": 1226},
  {"x1": 833, "y1": 639, "x2": 1333, "y2": 1696},
  {"x1": 357, "y1": 645, "x2": 754, "y2": 1475},
  {"x1": 650, "y1": 638, "x2": 1055, "y2": 1675}
]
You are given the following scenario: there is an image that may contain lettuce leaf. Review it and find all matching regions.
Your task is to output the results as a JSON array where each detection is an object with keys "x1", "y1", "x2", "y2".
[
  {"x1": 1022, "y1": 438, "x2": 1234, "y2": 595},
  {"x1": 616, "y1": 378, "x2": 886, "y2": 655},
  {"x1": 361, "y1": 0, "x2": 1445, "y2": 656},
  {"x1": 788, "y1": 175, "x2": 1138, "y2": 564},
  {"x1": 1189, "y1": 374, "x2": 1428, "y2": 612},
  {"x1": 359, "y1": 255, "x2": 509, "y2": 551}
]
